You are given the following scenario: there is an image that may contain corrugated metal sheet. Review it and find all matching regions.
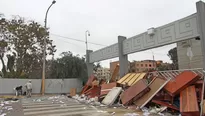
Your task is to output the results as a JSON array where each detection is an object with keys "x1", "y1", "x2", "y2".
[
  {"x1": 117, "y1": 73, "x2": 147, "y2": 86},
  {"x1": 180, "y1": 85, "x2": 199, "y2": 116},
  {"x1": 164, "y1": 71, "x2": 200, "y2": 96},
  {"x1": 134, "y1": 77, "x2": 169, "y2": 108},
  {"x1": 121, "y1": 79, "x2": 150, "y2": 105}
]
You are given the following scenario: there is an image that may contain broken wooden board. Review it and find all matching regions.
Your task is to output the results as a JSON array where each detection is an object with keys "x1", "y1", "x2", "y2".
[
  {"x1": 164, "y1": 71, "x2": 200, "y2": 96},
  {"x1": 180, "y1": 85, "x2": 199, "y2": 116},
  {"x1": 117, "y1": 73, "x2": 147, "y2": 86},
  {"x1": 102, "y1": 87, "x2": 122, "y2": 106},
  {"x1": 100, "y1": 82, "x2": 117, "y2": 96},
  {"x1": 70, "y1": 88, "x2": 76, "y2": 96},
  {"x1": 121, "y1": 79, "x2": 150, "y2": 105},
  {"x1": 134, "y1": 77, "x2": 169, "y2": 108},
  {"x1": 84, "y1": 86, "x2": 101, "y2": 98},
  {"x1": 203, "y1": 100, "x2": 205, "y2": 115},
  {"x1": 81, "y1": 85, "x2": 90, "y2": 94},
  {"x1": 152, "y1": 100, "x2": 179, "y2": 111}
]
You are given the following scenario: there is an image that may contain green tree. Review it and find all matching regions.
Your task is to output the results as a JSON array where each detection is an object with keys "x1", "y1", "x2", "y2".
[
  {"x1": 0, "y1": 16, "x2": 56, "y2": 78},
  {"x1": 168, "y1": 47, "x2": 178, "y2": 70},
  {"x1": 48, "y1": 51, "x2": 87, "y2": 79}
]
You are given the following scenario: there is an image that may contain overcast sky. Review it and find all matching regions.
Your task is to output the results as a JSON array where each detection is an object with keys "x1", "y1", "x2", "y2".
[{"x1": 0, "y1": 0, "x2": 201, "y2": 68}]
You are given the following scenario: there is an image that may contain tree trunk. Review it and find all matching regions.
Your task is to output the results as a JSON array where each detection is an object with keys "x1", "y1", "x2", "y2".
[{"x1": 0, "y1": 55, "x2": 6, "y2": 76}]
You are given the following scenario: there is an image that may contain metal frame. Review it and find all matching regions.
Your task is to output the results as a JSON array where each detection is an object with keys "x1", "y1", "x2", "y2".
[{"x1": 149, "y1": 68, "x2": 204, "y2": 80}]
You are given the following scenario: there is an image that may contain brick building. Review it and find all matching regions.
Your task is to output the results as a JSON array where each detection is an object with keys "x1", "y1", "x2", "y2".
[{"x1": 130, "y1": 60, "x2": 157, "y2": 73}]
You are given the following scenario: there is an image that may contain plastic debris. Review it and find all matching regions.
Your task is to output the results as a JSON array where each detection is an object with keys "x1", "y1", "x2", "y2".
[
  {"x1": 0, "y1": 113, "x2": 7, "y2": 116},
  {"x1": 124, "y1": 113, "x2": 140, "y2": 116}
]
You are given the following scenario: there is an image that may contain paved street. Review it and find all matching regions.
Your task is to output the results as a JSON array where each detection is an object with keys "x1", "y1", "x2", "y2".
[
  {"x1": 21, "y1": 96, "x2": 110, "y2": 116},
  {"x1": 0, "y1": 95, "x2": 144, "y2": 116}
]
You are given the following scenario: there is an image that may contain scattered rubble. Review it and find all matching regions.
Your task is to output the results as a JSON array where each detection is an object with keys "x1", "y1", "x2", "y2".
[{"x1": 77, "y1": 69, "x2": 205, "y2": 116}]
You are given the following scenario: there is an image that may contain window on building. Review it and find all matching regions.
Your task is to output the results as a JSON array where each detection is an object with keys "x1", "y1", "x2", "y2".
[
  {"x1": 141, "y1": 64, "x2": 143, "y2": 67},
  {"x1": 136, "y1": 64, "x2": 139, "y2": 67},
  {"x1": 149, "y1": 64, "x2": 152, "y2": 67},
  {"x1": 145, "y1": 64, "x2": 147, "y2": 67}
]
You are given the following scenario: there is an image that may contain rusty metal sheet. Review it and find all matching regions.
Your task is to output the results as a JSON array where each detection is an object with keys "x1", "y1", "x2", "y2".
[
  {"x1": 134, "y1": 77, "x2": 169, "y2": 108},
  {"x1": 180, "y1": 85, "x2": 199, "y2": 115},
  {"x1": 152, "y1": 100, "x2": 179, "y2": 111},
  {"x1": 121, "y1": 79, "x2": 150, "y2": 105},
  {"x1": 100, "y1": 82, "x2": 117, "y2": 95},
  {"x1": 117, "y1": 73, "x2": 131, "y2": 83},
  {"x1": 102, "y1": 87, "x2": 122, "y2": 106},
  {"x1": 164, "y1": 71, "x2": 200, "y2": 96},
  {"x1": 131, "y1": 73, "x2": 147, "y2": 86}
]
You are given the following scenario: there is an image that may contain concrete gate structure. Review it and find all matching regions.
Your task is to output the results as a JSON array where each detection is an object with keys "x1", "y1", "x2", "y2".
[{"x1": 86, "y1": 1, "x2": 205, "y2": 78}]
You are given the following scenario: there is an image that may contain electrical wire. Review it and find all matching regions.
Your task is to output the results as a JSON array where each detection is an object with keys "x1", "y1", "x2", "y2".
[{"x1": 50, "y1": 33, "x2": 107, "y2": 46}]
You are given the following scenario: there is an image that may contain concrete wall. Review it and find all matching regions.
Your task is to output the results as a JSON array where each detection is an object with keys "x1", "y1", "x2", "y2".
[
  {"x1": 0, "y1": 78, "x2": 82, "y2": 95},
  {"x1": 177, "y1": 38, "x2": 204, "y2": 69}
]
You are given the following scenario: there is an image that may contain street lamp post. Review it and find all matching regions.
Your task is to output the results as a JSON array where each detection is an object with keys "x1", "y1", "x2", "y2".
[
  {"x1": 85, "y1": 30, "x2": 90, "y2": 51},
  {"x1": 41, "y1": 0, "x2": 56, "y2": 95}
]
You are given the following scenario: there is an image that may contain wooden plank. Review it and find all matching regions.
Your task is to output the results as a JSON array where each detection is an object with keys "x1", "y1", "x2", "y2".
[
  {"x1": 70, "y1": 88, "x2": 76, "y2": 96},
  {"x1": 121, "y1": 73, "x2": 136, "y2": 85},
  {"x1": 164, "y1": 71, "x2": 200, "y2": 96},
  {"x1": 134, "y1": 77, "x2": 169, "y2": 108},
  {"x1": 117, "y1": 73, "x2": 131, "y2": 84},
  {"x1": 203, "y1": 100, "x2": 205, "y2": 115},
  {"x1": 85, "y1": 86, "x2": 101, "y2": 98},
  {"x1": 121, "y1": 79, "x2": 150, "y2": 105},
  {"x1": 131, "y1": 73, "x2": 146, "y2": 86},
  {"x1": 127, "y1": 73, "x2": 140, "y2": 86},
  {"x1": 180, "y1": 85, "x2": 199, "y2": 116}
]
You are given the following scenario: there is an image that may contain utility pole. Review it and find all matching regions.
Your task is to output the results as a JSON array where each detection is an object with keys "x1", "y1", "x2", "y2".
[
  {"x1": 85, "y1": 30, "x2": 90, "y2": 51},
  {"x1": 41, "y1": 0, "x2": 56, "y2": 95}
]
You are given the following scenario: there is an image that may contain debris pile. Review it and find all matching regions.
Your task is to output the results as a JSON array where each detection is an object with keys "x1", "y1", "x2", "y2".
[
  {"x1": 0, "y1": 98, "x2": 19, "y2": 116},
  {"x1": 76, "y1": 69, "x2": 205, "y2": 116}
]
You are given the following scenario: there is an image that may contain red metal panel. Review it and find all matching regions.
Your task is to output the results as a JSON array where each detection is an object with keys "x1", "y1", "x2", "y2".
[
  {"x1": 100, "y1": 82, "x2": 117, "y2": 95},
  {"x1": 164, "y1": 71, "x2": 200, "y2": 96},
  {"x1": 121, "y1": 79, "x2": 150, "y2": 105},
  {"x1": 152, "y1": 100, "x2": 179, "y2": 111},
  {"x1": 180, "y1": 85, "x2": 199, "y2": 116}
]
